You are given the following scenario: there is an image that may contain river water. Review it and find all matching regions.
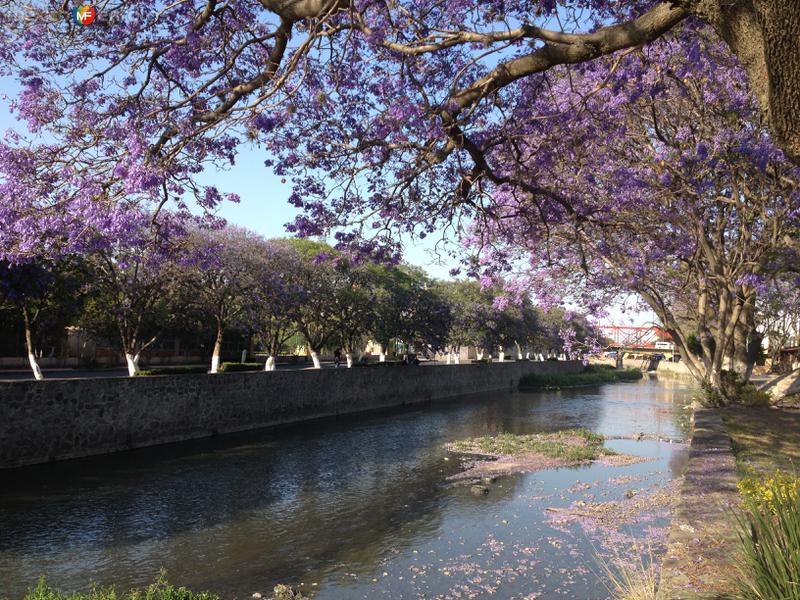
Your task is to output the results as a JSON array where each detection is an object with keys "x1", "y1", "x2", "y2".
[{"x1": 0, "y1": 376, "x2": 692, "y2": 599}]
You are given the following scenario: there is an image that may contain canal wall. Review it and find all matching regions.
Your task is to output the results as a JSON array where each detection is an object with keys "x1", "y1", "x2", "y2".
[{"x1": 0, "y1": 361, "x2": 582, "y2": 469}]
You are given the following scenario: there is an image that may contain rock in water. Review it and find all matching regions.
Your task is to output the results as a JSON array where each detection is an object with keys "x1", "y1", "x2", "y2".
[{"x1": 471, "y1": 484, "x2": 490, "y2": 496}]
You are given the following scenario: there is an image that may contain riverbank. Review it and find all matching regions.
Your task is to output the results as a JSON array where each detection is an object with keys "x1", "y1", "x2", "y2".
[
  {"x1": 657, "y1": 409, "x2": 741, "y2": 599},
  {"x1": 518, "y1": 365, "x2": 643, "y2": 390},
  {"x1": 657, "y1": 404, "x2": 800, "y2": 598},
  {"x1": 0, "y1": 360, "x2": 583, "y2": 469}
]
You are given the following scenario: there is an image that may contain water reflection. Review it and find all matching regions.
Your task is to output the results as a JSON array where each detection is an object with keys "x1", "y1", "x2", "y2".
[{"x1": 0, "y1": 377, "x2": 692, "y2": 599}]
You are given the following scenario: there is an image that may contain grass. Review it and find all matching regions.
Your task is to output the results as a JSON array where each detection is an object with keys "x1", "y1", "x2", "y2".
[
  {"x1": 722, "y1": 407, "x2": 800, "y2": 598},
  {"x1": 19, "y1": 576, "x2": 219, "y2": 600},
  {"x1": 723, "y1": 407, "x2": 800, "y2": 477},
  {"x1": 448, "y1": 428, "x2": 615, "y2": 461},
  {"x1": 133, "y1": 366, "x2": 208, "y2": 376},
  {"x1": 216, "y1": 362, "x2": 263, "y2": 373},
  {"x1": 518, "y1": 366, "x2": 643, "y2": 391},
  {"x1": 597, "y1": 546, "x2": 659, "y2": 600},
  {"x1": 17, "y1": 576, "x2": 309, "y2": 600}
]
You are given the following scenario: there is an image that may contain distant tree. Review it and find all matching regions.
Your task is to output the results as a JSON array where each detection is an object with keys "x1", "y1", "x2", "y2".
[
  {"x1": 248, "y1": 240, "x2": 304, "y2": 371},
  {"x1": 80, "y1": 214, "x2": 186, "y2": 376},
  {"x1": 281, "y1": 239, "x2": 347, "y2": 369},
  {"x1": 758, "y1": 276, "x2": 800, "y2": 372},
  {"x1": 182, "y1": 226, "x2": 264, "y2": 373},
  {"x1": 0, "y1": 259, "x2": 85, "y2": 379}
]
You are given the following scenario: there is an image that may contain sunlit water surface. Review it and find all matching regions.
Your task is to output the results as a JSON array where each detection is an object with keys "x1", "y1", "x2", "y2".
[{"x1": 0, "y1": 376, "x2": 692, "y2": 599}]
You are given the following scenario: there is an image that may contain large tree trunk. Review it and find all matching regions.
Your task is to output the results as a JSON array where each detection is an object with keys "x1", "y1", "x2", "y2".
[
  {"x1": 345, "y1": 352, "x2": 354, "y2": 368},
  {"x1": 264, "y1": 355, "x2": 276, "y2": 371},
  {"x1": 21, "y1": 306, "x2": 43, "y2": 381},
  {"x1": 310, "y1": 349, "x2": 321, "y2": 369},
  {"x1": 732, "y1": 311, "x2": 757, "y2": 382},
  {"x1": 210, "y1": 321, "x2": 224, "y2": 374},
  {"x1": 690, "y1": 0, "x2": 800, "y2": 165}
]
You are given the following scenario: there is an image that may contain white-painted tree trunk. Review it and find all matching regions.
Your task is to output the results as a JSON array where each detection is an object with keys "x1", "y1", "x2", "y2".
[
  {"x1": 346, "y1": 352, "x2": 354, "y2": 368},
  {"x1": 379, "y1": 345, "x2": 387, "y2": 362},
  {"x1": 477, "y1": 349, "x2": 484, "y2": 361},
  {"x1": 454, "y1": 353, "x2": 461, "y2": 365},
  {"x1": 22, "y1": 307, "x2": 43, "y2": 380},
  {"x1": 210, "y1": 324, "x2": 223, "y2": 374},
  {"x1": 525, "y1": 351, "x2": 530, "y2": 359},
  {"x1": 498, "y1": 350, "x2": 505, "y2": 362},
  {"x1": 265, "y1": 355, "x2": 276, "y2": 371},
  {"x1": 125, "y1": 352, "x2": 140, "y2": 377},
  {"x1": 27, "y1": 352, "x2": 43, "y2": 381},
  {"x1": 241, "y1": 349, "x2": 248, "y2": 363},
  {"x1": 310, "y1": 350, "x2": 321, "y2": 369},
  {"x1": 446, "y1": 352, "x2": 452, "y2": 365}
]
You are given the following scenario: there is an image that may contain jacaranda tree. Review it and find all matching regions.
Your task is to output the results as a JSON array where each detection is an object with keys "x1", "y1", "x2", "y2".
[{"x1": 1, "y1": 1, "x2": 798, "y2": 266}]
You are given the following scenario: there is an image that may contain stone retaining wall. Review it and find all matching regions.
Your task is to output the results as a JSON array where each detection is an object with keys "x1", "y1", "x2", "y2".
[
  {"x1": 0, "y1": 361, "x2": 582, "y2": 469},
  {"x1": 655, "y1": 360, "x2": 695, "y2": 379}
]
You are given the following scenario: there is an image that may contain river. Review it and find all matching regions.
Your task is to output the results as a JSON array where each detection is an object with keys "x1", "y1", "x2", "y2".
[{"x1": 0, "y1": 376, "x2": 692, "y2": 599}]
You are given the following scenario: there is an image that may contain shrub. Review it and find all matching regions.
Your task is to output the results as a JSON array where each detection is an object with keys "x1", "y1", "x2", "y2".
[
  {"x1": 738, "y1": 471, "x2": 800, "y2": 514},
  {"x1": 735, "y1": 474, "x2": 800, "y2": 599},
  {"x1": 519, "y1": 367, "x2": 642, "y2": 390},
  {"x1": 22, "y1": 575, "x2": 219, "y2": 600},
  {"x1": 353, "y1": 360, "x2": 405, "y2": 367},
  {"x1": 699, "y1": 370, "x2": 772, "y2": 407},
  {"x1": 133, "y1": 366, "x2": 208, "y2": 376},
  {"x1": 217, "y1": 362, "x2": 263, "y2": 373}
]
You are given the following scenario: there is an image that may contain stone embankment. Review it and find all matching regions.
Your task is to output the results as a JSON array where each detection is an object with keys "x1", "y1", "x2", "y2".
[
  {"x1": 0, "y1": 361, "x2": 582, "y2": 469},
  {"x1": 657, "y1": 408, "x2": 741, "y2": 599}
]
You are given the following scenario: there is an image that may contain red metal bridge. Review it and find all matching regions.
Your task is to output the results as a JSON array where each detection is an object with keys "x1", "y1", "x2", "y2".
[{"x1": 594, "y1": 325, "x2": 673, "y2": 350}]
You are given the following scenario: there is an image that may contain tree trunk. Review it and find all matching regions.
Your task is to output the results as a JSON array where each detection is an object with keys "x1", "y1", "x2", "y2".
[
  {"x1": 310, "y1": 350, "x2": 321, "y2": 369},
  {"x1": 446, "y1": 351, "x2": 452, "y2": 365},
  {"x1": 379, "y1": 343, "x2": 387, "y2": 362},
  {"x1": 265, "y1": 355, "x2": 276, "y2": 371},
  {"x1": 345, "y1": 352, "x2": 353, "y2": 368},
  {"x1": 454, "y1": 351, "x2": 461, "y2": 364},
  {"x1": 477, "y1": 349, "x2": 484, "y2": 361},
  {"x1": 498, "y1": 350, "x2": 505, "y2": 362},
  {"x1": 22, "y1": 306, "x2": 43, "y2": 381},
  {"x1": 732, "y1": 305, "x2": 757, "y2": 382},
  {"x1": 690, "y1": 0, "x2": 800, "y2": 165},
  {"x1": 210, "y1": 322, "x2": 224, "y2": 374},
  {"x1": 124, "y1": 352, "x2": 140, "y2": 377}
]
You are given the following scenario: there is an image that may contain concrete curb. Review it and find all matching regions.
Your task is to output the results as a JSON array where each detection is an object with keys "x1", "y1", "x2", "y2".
[{"x1": 657, "y1": 408, "x2": 741, "y2": 599}]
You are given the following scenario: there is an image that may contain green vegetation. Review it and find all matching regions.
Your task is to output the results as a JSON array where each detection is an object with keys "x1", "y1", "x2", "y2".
[
  {"x1": 724, "y1": 408, "x2": 800, "y2": 477},
  {"x1": 598, "y1": 546, "x2": 658, "y2": 600},
  {"x1": 20, "y1": 576, "x2": 219, "y2": 600},
  {"x1": 448, "y1": 429, "x2": 614, "y2": 462},
  {"x1": 699, "y1": 370, "x2": 771, "y2": 407},
  {"x1": 18, "y1": 577, "x2": 309, "y2": 600},
  {"x1": 216, "y1": 362, "x2": 263, "y2": 373},
  {"x1": 518, "y1": 365, "x2": 643, "y2": 390},
  {"x1": 353, "y1": 360, "x2": 406, "y2": 367},
  {"x1": 724, "y1": 410, "x2": 800, "y2": 599},
  {"x1": 133, "y1": 366, "x2": 208, "y2": 376},
  {"x1": 735, "y1": 474, "x2": 800, "y2": 599}
]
